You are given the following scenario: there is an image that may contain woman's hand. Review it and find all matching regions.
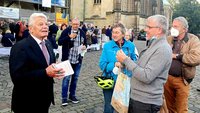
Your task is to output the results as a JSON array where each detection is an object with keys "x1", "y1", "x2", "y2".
[{"x1": 115, "y1": 62, "x2": 122, "y2": 68}]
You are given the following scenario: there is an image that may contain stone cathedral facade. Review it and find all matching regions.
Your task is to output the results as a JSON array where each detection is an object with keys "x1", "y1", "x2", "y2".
[{"x1": 70, "y1": 0, "x2": 167, "y2": 32}]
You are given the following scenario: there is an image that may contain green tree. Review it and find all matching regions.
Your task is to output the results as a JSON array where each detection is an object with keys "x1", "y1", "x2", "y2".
[
  {"x1": 167, "y1": 0, "x2": 176, "y2": 9},
  {"x1": 172, "y1": 0, "x2": 200, "y2": 34}
]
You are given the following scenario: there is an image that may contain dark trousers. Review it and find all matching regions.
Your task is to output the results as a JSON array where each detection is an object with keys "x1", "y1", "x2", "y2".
[
  {"x1": 103, "y1": 89, "x2": 114, "y2": 113},
  {"x1": 13, "y1": 102, "x2": 51, "y2": 113},
  {"x1": 128, "y1": 98, "x2": 161, "y2": 113}
]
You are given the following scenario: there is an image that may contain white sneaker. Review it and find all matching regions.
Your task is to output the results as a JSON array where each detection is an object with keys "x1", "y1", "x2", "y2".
[{"x1": 62, "y1": 102, "x2": 68, "y2": 106}]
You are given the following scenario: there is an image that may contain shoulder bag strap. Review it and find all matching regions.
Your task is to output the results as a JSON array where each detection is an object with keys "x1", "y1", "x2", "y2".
[{"x1": 101, "y1": 63, "x2": 108, "y2": 76}]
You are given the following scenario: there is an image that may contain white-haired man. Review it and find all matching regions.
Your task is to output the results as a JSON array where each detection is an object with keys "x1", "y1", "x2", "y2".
[
  {"x1": 164, "y1": 16, "x2": 200, "y2": 113},
  {"x1": 9, "y1": 13, "x2": 65, "y2": 113},
  {"x1": 116, "y1": 15, "x2": 172, "y2": 113}
]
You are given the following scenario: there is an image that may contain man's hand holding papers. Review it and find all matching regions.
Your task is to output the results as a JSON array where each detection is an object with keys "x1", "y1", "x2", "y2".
[{"x1": 52, "y1": 60, "x2": 74, "y2": 79}]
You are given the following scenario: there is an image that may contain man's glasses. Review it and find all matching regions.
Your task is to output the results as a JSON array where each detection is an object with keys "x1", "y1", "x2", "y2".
[
  {"x1": 72, "y1": 23, "x2": 79, "y2": 26},
  {"x1": 112, "y1": 31, "x2": 121, "y2": 34},
  {"x1": 145, "y1": 25, "x2": 160, "y2": 29}
]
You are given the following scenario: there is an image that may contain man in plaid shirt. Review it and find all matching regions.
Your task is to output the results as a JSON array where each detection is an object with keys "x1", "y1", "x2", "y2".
[{"x1": 58, "y1": 18, "x2": 87, "y2": 106}]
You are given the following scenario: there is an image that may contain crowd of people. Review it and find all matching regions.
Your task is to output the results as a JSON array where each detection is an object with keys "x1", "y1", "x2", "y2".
[
  {"x1": 0, "y1": 19, "x2": 139, "y2": 48},
  {"x1": 1, "y1": 12, "x2": 199, "y2": 113}
]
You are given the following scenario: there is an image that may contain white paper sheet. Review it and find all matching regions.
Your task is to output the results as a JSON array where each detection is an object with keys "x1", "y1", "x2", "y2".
[
  {"x1": 54, "y1": 60, "x2": 74, "y2": 76},
  {"x1": 78, "y1": 44, "x2": 87, "y2": 56}
]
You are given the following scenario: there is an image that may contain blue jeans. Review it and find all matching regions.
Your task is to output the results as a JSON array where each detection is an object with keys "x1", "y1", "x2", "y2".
[
  {"x1": 103, "y1": 89, "x2": 114, "y2": 113},
  {"x1": 62, "y1": 63, "x2": 81, "y2": 100}
]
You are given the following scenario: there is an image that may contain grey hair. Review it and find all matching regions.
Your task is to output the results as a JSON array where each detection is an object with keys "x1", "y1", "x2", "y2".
[
  {"x1": 28, "y1": 13, "x2": 47, "y2": 26},
  {"x1": 112, "y1": 23, "x2": 126, "y2": 35},
  {"x1": 6, "y1": 29, "x2": 11, "y2": 33},
  {"x1": 174, "y1": 16, "x2": 189, "y2": 29},
  {"x1": 71, "y1": 18, "x2": 80, "y2": 24},
  {"x1": 148, "y1": 15, "x2": 168, "y2": 34}
]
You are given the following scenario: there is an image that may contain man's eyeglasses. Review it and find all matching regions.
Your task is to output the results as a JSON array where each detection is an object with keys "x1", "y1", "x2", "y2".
[
  {"x1": 145, "y1": 25, "x2": 159, "y2": 29},
  {"x1": 72, "y1": 23, "x2": 79, "y2": 26},
  {"x1": 112, "y1": 31, "x2": 121, "y2": 34}
]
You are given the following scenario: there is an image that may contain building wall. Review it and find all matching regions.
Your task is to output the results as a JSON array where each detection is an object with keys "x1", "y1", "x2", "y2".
[
  {"x1": 121, "y1": 14, "x2": 136, "y2": 29},
  {"x1": 84, "y1": 0, "x2": 114, "y2": 27},
  {"x1": 0, "y1": 0, "x2": 170, "y2": 32},
  {"x1": 85, "y1": 0, "x2": 101, "y2": 18},
  {"x1": 70, "y1": 0, "x2": 84, "y2": 21},
  {"x1": 0, "y1": 0, "x2": 68, "y2": 22},
  {"x1": 164, "y1": 5, "x2": 173, "y2": 26},
  {"x1": 58, "y1": 0, "x2": 167, "y2": 30},
  {"x1": 19, "y1": 9, "x2": 55, "y2": 21},
  {"x1": 139, "y1": 17, "x2": 146, "y2": 30},
  {"x1": 80, "y1": 0, "x2": 165, "y2": 29}
]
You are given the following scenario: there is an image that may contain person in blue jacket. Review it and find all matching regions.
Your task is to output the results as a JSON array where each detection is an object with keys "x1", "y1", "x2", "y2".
[{"x1": 99, "y1": 23, "x2": 137, "y2": 113}]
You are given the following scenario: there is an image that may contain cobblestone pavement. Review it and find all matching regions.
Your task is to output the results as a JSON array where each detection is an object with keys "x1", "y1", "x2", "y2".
[{"x1": 0, "y1": 41, "x2": 200, "y2": 113}]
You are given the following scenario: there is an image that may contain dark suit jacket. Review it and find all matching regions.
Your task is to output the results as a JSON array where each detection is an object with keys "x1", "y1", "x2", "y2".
[
  {"x1": 49, "y1": 23, "x2": 58, "y2": 34},
  {"x1": 9, "y1": 35, "x2": 55, "y2": 112},
  {"x1": 1, "y1": 33, "x2": 15, "y2": 47},
  {"x1": 47, "y1": 32, "x2": 58, "y2": 49},
  {"x1": 58, "y1": 27, "x2": 87, "y2": 61}
]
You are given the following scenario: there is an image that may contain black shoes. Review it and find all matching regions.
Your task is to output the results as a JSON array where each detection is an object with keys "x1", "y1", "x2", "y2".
[
  {"x1": 62, "y1": 99, "x2": 68, "y2": 106},
  {"x1": 62, "y1": 96, "x2": 79, "y2": 106},
  {"x1": 69, "y1": 96, "x2": 79, "y2": 104}
]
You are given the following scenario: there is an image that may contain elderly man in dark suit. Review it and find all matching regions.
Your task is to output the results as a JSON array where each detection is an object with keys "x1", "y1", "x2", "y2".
[{"x1": 9, "y1": 13, "x2": 65, "y2": 113}]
